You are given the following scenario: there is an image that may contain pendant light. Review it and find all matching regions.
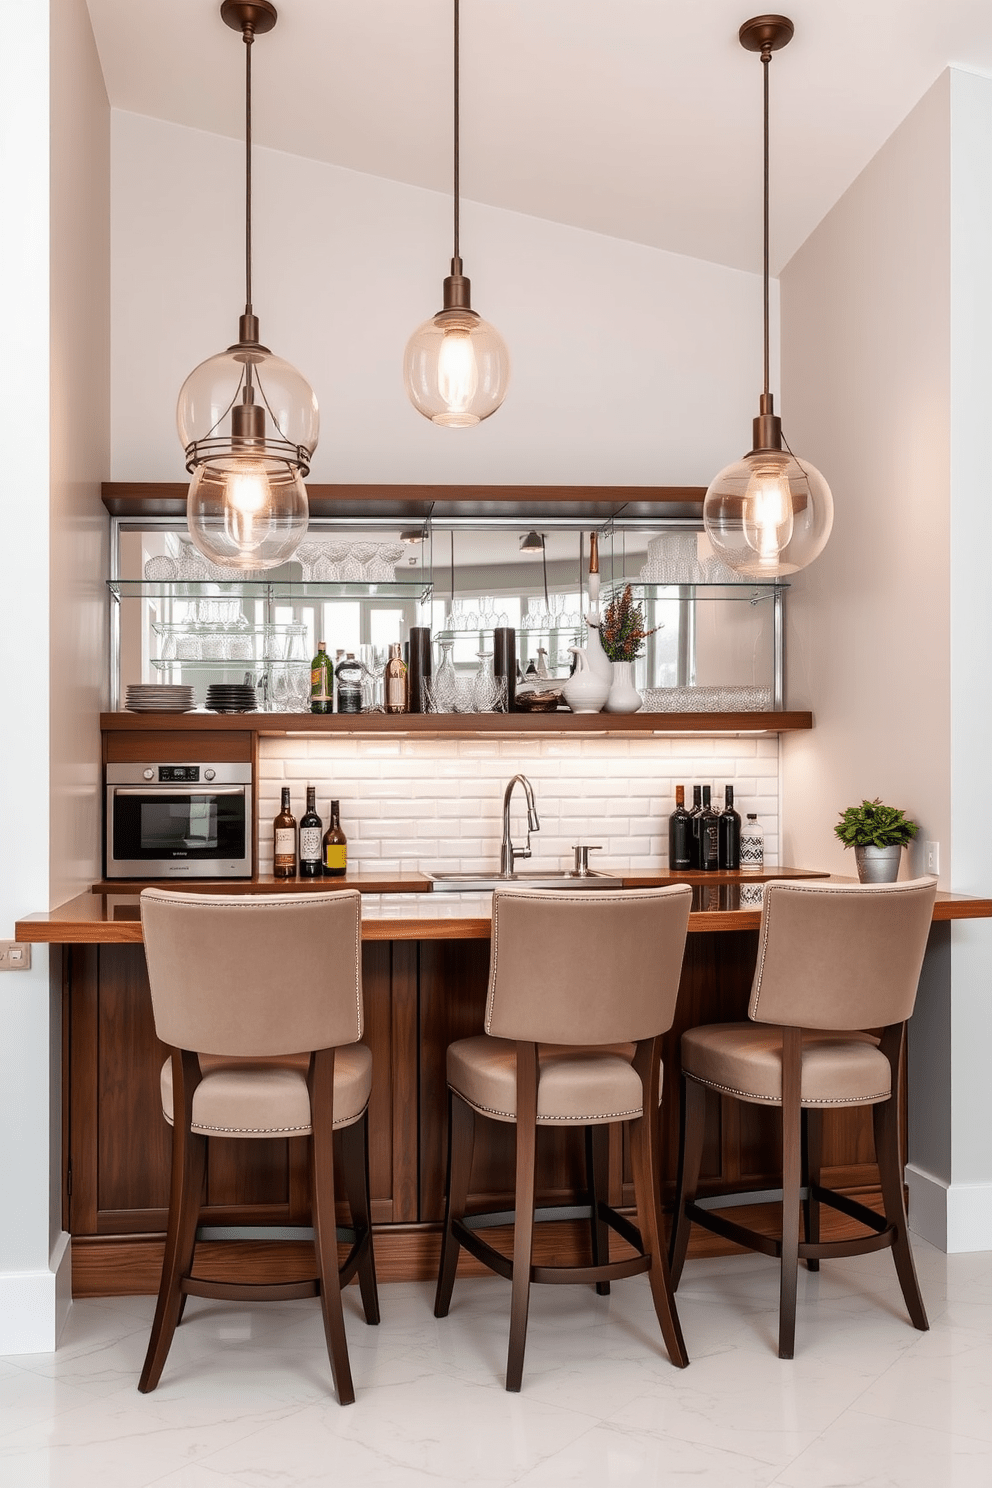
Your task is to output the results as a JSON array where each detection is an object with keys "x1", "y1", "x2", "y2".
[
  {"x1": 176, "y1": 0, "x2": 319, "y2": 571},
  {"x1": 702, "y1": 15, "x2": 832, "y2": 578},
  {"x1": 403, "y1": 0, "x2": 510, "y2": 426}
]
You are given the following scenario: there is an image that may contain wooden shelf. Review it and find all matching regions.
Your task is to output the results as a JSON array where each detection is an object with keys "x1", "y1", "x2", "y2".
[
  {"x1": 102, "y1": 482, "x2": 707, "y2": 522},
  {"x1": 102, "y1": 709, "x2": 812, "y2": 736}
]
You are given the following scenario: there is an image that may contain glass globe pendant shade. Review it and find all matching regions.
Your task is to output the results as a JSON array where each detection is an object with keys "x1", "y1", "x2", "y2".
[
  {"x1": 404, "y1": 307, "x2": 510, "y2": 427},
  {"x1": 703, "y1": 446, "x2": 834, "y2": 579},
  {"x1": 177, "y1": 338, "x2": 319, "y2": 571},
  {"x1": 187, "y1": 456, "x2": 308, "y2": 571}
]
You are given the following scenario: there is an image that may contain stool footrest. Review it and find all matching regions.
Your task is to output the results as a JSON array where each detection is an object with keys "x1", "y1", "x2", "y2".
[
  {"x1": 686, "y1": 1185, "x2": 897, "y2": 1263},
  {"x1": 454, "y1": 1200, "x2": 649, "y2": 1287},
  {"x1": 183, "y1": 1277, "x2": 320, "y2": 1302}
]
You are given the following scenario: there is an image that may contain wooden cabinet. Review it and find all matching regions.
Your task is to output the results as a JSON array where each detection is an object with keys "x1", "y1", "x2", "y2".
[{"x1": 63, "y1": 929, "x2": 892, "y2": 1296}]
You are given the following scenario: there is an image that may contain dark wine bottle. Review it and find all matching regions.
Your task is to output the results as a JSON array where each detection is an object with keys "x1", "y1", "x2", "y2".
[
  {"x1": 299, "y1": 786, "x2": 323, "y2": 878},
  {"x1": 718, "y1": 784, "x2": 742, "y2": 870},
  {"x1": 699, "y1": 785, "x2": 719, "y2": 872},
  {"x1": 273, "y1": 787, "x2": 297, "y2": 878},
  {"x1": 668, "y1": 785, "x2": 693, "y2": 872},
  {"x1": 322, "y1": 799, "x2": 347, "y2": 877},
  {"x1": 688, "y1": 784, "x2": 703, "y2": 869}
]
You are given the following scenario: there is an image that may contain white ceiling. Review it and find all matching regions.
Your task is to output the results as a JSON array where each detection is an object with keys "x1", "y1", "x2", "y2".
[{"x1": 86, "y1": 0, "x2": 992, "y2": 275}]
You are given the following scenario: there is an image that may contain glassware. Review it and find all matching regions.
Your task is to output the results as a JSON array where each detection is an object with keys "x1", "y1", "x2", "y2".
[
  {"x1": 359, "y1": 644, "x2": 388, "y2": 712},
  {"x1": 431, "y1": 639, "x2": 458, "y2": 712},
  {"x1": 453, "y1": 677, "x2": 476, "y2": 713},
  {"x1": 473, "y1": 652, "x2": 506, "y2": 713}
]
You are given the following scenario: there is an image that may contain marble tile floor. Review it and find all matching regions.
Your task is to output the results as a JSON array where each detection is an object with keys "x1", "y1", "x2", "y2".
[{"x1": 1, "y1": 1235, "x2": 991, "y2": 1487}]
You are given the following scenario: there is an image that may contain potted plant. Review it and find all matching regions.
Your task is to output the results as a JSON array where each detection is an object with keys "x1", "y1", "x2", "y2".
[
  {"x1": 599, "y1": 585, "x2": 658, "y2": 713},
  {"x1": 833, "y1": 798, "x2": 919, "y2": 883}
]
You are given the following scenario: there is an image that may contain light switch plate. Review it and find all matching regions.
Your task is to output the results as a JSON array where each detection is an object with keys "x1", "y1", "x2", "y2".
[
  {"x1": 925, "y1": 841, "x2": 939, "y2": 875},
  {"x1": 0, "y1": 941, "x2": 31, "y2": 970}
]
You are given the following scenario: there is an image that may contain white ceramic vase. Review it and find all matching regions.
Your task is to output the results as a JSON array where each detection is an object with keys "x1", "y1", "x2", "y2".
[
  {"x1": 583, "y1": 617, "x2": 615, "y2": 689},
  {"x1": 561, "y1": 648, "x2": 610, "y2": 713},
  {"x1": 604, "y1": 660, "x2": 642, "y2": 714}
]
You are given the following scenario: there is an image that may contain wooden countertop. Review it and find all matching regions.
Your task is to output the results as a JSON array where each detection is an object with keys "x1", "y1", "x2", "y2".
[{"x1": 15, "y1": 877, "x2": 992, "y2": 945}]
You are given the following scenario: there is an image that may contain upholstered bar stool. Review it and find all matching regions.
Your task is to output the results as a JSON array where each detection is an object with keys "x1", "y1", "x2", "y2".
[
  {"x1": 138, "y1": 888, "x2": 379, "y2": 1404},
  {"x1": 670, "y1": 876, "x2": 937, "y2": 1359},
  {"x1": 434, "y1": 884, "x2": 693, "y2": 1391}
]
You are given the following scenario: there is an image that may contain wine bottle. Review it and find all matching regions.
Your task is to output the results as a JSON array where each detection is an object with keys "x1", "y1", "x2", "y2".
[
  {"x1": 740, "y1": 813, "x2": 764, "y2": 872},
  {"x1": 299, "y1": 786, "x2": 323, "y2": 878},
  {"x1": 310, "y1": 641, "x2": 333, "y2": 715},
  {"x1": 322, "y1": 799, "x2": 347, "y2": 877},
  {"x1": 273, "y1": 787, "x2": 297, "y2": 878},
  {"x1": 699, "y1": 786, "x2": 719, "y2": 872},
  {"x1": 718, "y1": 784, "x2": 742, "y2": 870},
  {"x1": 385, "y1": 642, "x2": 408, "y2": 714},
  {"x1": 688, "y1": 784, "x2": 703, "y2": 869},
  {"x1": 668, "y1": 785, "x2": 693, "y2": 872}
]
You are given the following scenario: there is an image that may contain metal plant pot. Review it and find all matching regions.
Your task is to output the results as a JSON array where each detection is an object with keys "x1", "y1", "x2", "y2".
[{"x1": 854, "y1": 845, "x2": 902, "y2": 884}]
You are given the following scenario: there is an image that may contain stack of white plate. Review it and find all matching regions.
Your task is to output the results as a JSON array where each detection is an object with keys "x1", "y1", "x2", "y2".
[{"x1": 125, "y1": 684, "x2": 195, "y2": 714}]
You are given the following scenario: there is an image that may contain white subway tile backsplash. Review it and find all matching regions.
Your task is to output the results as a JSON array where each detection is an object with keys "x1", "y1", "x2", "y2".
[{"x1": 256, "y1": 735, "x2": 780, "y2": 876}]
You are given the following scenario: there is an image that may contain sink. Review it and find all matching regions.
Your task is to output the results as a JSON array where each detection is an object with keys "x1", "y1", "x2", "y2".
[{"x1": 428, "y1": 870, "x2": 620, "y2": 892}]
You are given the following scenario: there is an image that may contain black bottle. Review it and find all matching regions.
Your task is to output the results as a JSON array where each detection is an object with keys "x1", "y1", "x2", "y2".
[
  {"x1": 668, "y1": 785, "x2": 693, "y2": 872},
  {"x1": 299, "y1": 786, "x2": 323, "y2": 878},
  {"x1": 699, "y1": 786, "x2": 719, "y2": 872},
  {"x1": 718, "y1": 784, "x2": 742, "y2": 871},
  {"x1": 688, "y1": 785, "x2": 703, "y2": 869}
]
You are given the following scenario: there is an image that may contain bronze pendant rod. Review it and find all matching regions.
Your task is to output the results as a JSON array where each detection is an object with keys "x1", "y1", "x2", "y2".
[
  {"x1": 762, "y1": 43, "x2": 770, "y2": 402},
  {"x1": 244, "y1": 23, "x2": 254, "y2": 315},
  {"x1": 452, "y1": 0, "x2": 460, "y2": 268}
]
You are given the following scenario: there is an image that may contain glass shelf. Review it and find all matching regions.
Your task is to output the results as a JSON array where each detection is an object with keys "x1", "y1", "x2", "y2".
[
  {"x1": 625, "y1": 580, "x2": 788, "y2": 604},
  {"x1": 108, "y1": 578, "x2": 433, "y2": 603}
]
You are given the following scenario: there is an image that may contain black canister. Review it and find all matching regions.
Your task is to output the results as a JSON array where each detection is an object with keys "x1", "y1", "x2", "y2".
[
  {"x1": 493, "y1": 627, "x2": 517, "y2": 711},
  {"x1": 407, "y1": 626, "x2": 433, "y2": 714}
]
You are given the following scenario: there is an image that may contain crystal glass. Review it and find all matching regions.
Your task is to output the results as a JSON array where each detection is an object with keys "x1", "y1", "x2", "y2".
[
  {"x1": 359, "y1": 644, "x2": 388, "y2": 713},
  {"x1": 473, "y1": 653, "x2": 506, "y2": 713},
  {"x1": 429, "y1": 639, "x2": 458, "y2": 712}
]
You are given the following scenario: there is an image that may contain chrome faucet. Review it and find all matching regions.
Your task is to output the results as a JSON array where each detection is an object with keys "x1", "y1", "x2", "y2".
[{"x1": 500, "y1": 774, "x2": 541, "y2": 876}]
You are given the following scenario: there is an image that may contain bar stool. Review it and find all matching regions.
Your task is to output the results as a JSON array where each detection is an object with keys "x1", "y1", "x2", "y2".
[
  {"x1": 670, "y1": 876, "x2": 937, "y2": 1359},
  {"x1": 434, "y1": 884, "x2": 693, "y2": 1391},
  {"x1": 137, "y1": 888, "x2": 379, "y2": 1404}
]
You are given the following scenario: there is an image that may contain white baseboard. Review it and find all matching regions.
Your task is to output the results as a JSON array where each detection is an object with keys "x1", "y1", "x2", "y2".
[
  {"x1": 907, "y1": 1164, "x2": 992, "y2": 1253},
  {"x1": 0, "y1": 1232, "x2": 71, "y2": 1353}
]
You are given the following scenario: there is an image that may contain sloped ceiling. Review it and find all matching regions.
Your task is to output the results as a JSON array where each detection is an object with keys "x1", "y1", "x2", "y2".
[{"x1": 87, "y1": 0, "x2": 992, "y2": 273}]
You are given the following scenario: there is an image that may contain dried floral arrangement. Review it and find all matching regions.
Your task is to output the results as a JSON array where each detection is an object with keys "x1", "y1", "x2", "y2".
[{"x1": 598, "y1": 584, "x2": 659, "y2": 662}]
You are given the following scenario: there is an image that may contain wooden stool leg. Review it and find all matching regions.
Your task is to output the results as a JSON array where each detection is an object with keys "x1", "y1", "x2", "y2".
[
  {"x1": 670, "y1": 1075, "x2": 707, "y2": 1287},
  {"x1": 632, "y1": 1039, "x2": 688, "y2": 1368},
  {"x1": 310, "y1": 1050, "x2": 356, "y2": 1406},
  {"x1": 339, "y1": 1112, "x2": 380, "y2": 1326},
  {"x1": 778, "y1": 1028, "x2": 802, "y2": 1360},
  {"x1": 874, "y1": 1058, "x2": 928, "y2": 1331},
  {"x1": 506, "y1": 1042, "x2": 538, "y2": 1393},
  {"x1": 434, "y1": 1091, "x2": 475, "y2": 1318},
  {"x1": 585, "y1": 1123, "x2": 611, "y2": 1296},
  {"x1": 802, "y1": 1108, "x2": 822, "y2": 1272},
  {"x1": 139, "y1": 1051, "x2": 205, "y2": 1393}
]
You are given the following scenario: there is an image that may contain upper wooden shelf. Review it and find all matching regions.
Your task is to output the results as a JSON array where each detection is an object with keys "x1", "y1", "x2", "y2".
[
  {"x1": 102, "y1": 710, "x2": 812, "y2": 736},
  {"x1": 102, "y1": 482, "x2": 707, "y2": 523}
]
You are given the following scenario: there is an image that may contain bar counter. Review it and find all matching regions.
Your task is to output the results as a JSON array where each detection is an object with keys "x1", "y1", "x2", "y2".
[{"x1": 19, "y1": 875, "x2": 991, "y2": 1299}]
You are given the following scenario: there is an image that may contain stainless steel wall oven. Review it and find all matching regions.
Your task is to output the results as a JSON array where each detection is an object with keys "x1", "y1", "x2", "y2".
[{"x1": 105, "y1": 762, "x2": 252, "y2": 879}]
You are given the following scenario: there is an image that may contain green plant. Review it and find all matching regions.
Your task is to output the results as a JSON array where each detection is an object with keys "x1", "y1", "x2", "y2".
[
  {"x1": 833, "y1": 798, "x2": 918, "y2": 850},
  {"x1": 599, "y1": 584, "x2": 658, "y2": 662}
]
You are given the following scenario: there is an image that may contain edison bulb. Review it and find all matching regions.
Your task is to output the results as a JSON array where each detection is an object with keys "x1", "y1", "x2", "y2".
[
  {"x1": 187, "y1": 457, "x2": 308, "y2": 571},
  {"x1": 703, "y1": 448, "x2": 833, "y2": 579},
  {"x1": 404, "y1": 309, "x2": 510, "y2": 426}
]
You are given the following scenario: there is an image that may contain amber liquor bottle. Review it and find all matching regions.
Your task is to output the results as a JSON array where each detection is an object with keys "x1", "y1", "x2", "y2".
[
  {"x1": 273, "y1": 788, "x2": 297, "y2": 878},
  {"x1": 322, "y1": 799, "x2": 347, "y2": 877}
]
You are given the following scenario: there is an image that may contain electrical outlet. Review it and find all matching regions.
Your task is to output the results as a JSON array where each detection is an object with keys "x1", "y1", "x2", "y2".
[
  {"x1": 925, "y1": 841, "x2": 939, "y2": 875},
  {"x1": 0, "y1": 941, "x2": 31, "y2": 970}
]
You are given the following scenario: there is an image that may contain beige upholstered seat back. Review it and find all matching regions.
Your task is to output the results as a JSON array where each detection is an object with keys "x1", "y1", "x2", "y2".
[
  {"x1": 485, "y1": 886, "x2": 692, "y2": 1045},
  {"x1": 749, "y1": 877, "x2": 937, "y2": 1031},
  {"x1": 140, "y1": 889, "x2": 363, "y2": 1056}
]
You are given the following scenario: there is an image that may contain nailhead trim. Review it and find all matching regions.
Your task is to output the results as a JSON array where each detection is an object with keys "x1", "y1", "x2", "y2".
[
  {"x1": 452, "y1": 1087, "x2": 642, "y2": 1123},
  {"x1": 686, "y1": 1072, "x2": 890, "y2": 1106}
]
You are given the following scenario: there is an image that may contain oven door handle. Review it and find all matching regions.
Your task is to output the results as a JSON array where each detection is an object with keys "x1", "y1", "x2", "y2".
[{"x1": 111, "y1": 787, "x2": 248, "y2": 796}]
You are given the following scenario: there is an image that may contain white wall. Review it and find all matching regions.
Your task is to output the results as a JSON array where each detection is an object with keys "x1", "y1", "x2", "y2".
[
  {"x1": 110, "y1": 112, "x2": 774, "y2": 487},
  {"x1": 779, "y1": 69, "x2": 992, "y2": 1251},
  {"x1": 0, "y1": 0, "x2": 109, "y2": 1354}
]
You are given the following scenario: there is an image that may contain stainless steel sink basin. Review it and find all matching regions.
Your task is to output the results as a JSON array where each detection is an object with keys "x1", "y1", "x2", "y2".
[{"x1": 428, "y1": 870, "x2": 620, "y2": 892}]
